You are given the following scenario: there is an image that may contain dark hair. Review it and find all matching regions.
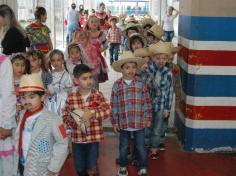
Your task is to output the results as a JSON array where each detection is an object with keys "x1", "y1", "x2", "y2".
[
  {"x1": 48, "y1": 49, "x2": 69, "y2": 72},
  {"x1": 129, "y1": 36, "x2": 144, "y2": 52},
  {"x1": 143, "y1": 24, "x2": 152, "y2": 30},
  {"x1": 68, "y1": 43, "x2": 82, "y2": 55},
  {"x1": 27, "y1": 49, "x2": 48, "y2": 72},
  {"x1": 73, "y1": 64, "x2": 92, "y2": 78},
  {"x1": 34, "y1": 6, "x2": 46, "y2": 20},
  {"x1": 11, "y1": 53, "x2": 31, "y2": 74},
  {"x1": 19, "y1": 91, "x2": 45, "y2": 97},
  {"x1": 147, "y1": 31, "x2": 156, "y2": 38},
  {"x1": 71, "y1": 3, "x2": 76, "y2": 9},
  {"x1": 126, "y1": 27, "x2": 139, "y2": 37},
  {"x1": 99, "y1": 2, "x2": 105, "y2": 7},
  {"x1": 121, "y1": 62, "x2": 137, "y2": 69}
]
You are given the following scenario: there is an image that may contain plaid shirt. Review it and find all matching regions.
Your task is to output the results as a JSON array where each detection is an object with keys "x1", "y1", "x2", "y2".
[
  {"x1": 141, "y1": 62, "x2": 174, "y2": 112},
  {"x1": 62, "y1": 88, "x2": 111, "y2": 143},
  {"x1": 110, "y1": 77, "x2": 152, "y2": 129},
  {"x1": 107, "y1": 26, "x2": 122, "y2": 44}
]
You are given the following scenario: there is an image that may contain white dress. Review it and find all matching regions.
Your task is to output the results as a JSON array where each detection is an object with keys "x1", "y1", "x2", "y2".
[
  {"x1": 45, "y1": 70, "x2": 73, "y2": 116},
  {"x1": 0, "y1": 55, "x2": 17, "y2": 176}
]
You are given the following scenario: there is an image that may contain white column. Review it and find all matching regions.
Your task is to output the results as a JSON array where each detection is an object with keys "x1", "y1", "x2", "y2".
[{"x1": 150, "y1": 0, "x2": 162, "y2": 24}]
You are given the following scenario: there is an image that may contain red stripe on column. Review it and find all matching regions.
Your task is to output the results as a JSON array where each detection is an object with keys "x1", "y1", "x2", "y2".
[
  {"x1": 179, "y1": 101, "x2": 236, "y2": 120},
  {"x1": 178, "y1": 44, "x2": 236, "y2": 66}
]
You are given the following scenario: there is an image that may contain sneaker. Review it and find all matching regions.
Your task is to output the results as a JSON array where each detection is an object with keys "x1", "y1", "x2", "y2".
[
  {"x1": 158, "y1": 143, "x2": 166, "y2": 151},
  {"x1": 149, "y1": 152, "x2": 158, "y2": 160},
  {"x1": 117, "y1": 167, "x2": 128, "y2": 176},
  {"x1": 138, "y1": 168, "x2": 148, "y2": 176}
]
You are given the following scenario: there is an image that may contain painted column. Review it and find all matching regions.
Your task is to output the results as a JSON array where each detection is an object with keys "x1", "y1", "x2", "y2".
[{"x1": 175, "y1": 0, "x2": 236, "y2": 151}]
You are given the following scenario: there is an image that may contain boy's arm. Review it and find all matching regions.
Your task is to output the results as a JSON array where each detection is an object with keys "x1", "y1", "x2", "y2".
[
  {"x1": 110, "y1": 83, "x2": 119, "y2": 125},
  {"x1": 48, "y1": 117, "x2": 68, "y2": 173},
  {"x1": 142, "y1": 83, "x2": 153, "y2": 124},
  {"x1": 62, "y1": 95, "x2": 77, "y2": 128},
  {"x1": 164, "y1": 73, "x2": 174, "y2": 112}
]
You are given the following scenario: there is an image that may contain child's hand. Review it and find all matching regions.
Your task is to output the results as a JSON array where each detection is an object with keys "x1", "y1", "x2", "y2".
[
  {"x1": 0, "y1": 128, "x2": 12, "y2": 140},
  {"x1": 112, "y1": 124, "x2": 120, "y2": 133},
  {"x1": 163, "y1": 112, "x2": 170, "y2": 119},
  {"x1": 145, "y1": 121, "x2": 152, "y2": 128},
  {"x1": 81, "y1": 108, "x2": 93, "y2": 123}
]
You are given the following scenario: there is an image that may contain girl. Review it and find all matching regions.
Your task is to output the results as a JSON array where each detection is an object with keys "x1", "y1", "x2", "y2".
[
  {"x1": 27, "y1": 49, "x2": 52, "y2": 89},
  {"x1": 11, "y1": 53, "x2": 30, "y2": 119},
  {"x1": 86, "y1": 15, "x2": 108, "y2": 83},
  {"x1": 66, "y1": 43, "x2": 89, "y2": 78},
  {"x1": 45, "y1": 49, "x2": 73, "y2": 116},
  {"x1": 73, "y1": 30, "x2": 101, "y2": 88},
  {"x1": 128, "y1": 33, "x2": 147, "y2": 52}
]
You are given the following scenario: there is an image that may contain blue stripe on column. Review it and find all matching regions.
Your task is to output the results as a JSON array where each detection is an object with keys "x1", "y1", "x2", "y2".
[
  {"x1": 178, "y1": 16, "x2": 236, "y2": 41},
  {"x1": 180, "y1": 67, "x2": 236, "y2": 97},
  {"x1": 175, "y1": 111, "x2": 236, "y2": 152}
]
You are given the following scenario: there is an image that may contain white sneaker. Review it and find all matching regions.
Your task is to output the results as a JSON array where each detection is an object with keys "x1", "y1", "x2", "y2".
[
  {"x1": 138, "y1": 168, "x2": 148, "y2": 176},
  {"x1": 117, "y1": 167, "x2": 128, "y2": 176}
]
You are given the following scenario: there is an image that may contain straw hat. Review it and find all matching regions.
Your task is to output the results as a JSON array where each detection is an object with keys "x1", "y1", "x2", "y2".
[
  {"x1": 147, "y1": 24, "x2": 164, "y2": 40},
  {"x1": 123, "y1": 22, "x2": 140, "y2": 32},
  {"x1": 108, "y1": 16, "x2": 119, "y2": 24},
  {"x1": 127, "y1": 33, "x2": 147, "y2": 50},
  {"x1": 141, "y1": 17, "x2": 155, "y2": 28},
  {"x1": 19, "y1": 74, "x2": 45, "y2": 92},
  {"x1": 134, "y1": 48, "x2": 150, "y2": 57},
  {"x1": 148, "y1": 42, "x2": 172, "y2": 57},
  {"x1": 125, "y1": 16, "x2": 138, "y2": 24},
  {"x1": 112, "y1": 51, "x2": 146, "y2": 72}
]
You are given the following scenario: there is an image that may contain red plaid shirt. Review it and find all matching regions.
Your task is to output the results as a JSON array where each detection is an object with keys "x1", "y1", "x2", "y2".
[
  {"x1": 62, "y1": 88, "x2": 111, "y2": 143},
  {"x1": 107, "y1": 26, "x2": 122, "y2": 44}
]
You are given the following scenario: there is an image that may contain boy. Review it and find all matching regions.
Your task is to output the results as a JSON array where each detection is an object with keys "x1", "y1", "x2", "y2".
[
  {"x1": 142, "y1": 42, "x2": 174, "y2": 158},
  {"x1": 111, "y1": 51, "x2": 152, "y2": 176},
  {"x1": 107, "y1": 16, "x2": 122, "y2": 65},
  {"x1": 62, "y1": 64, "x2": 111, "y2": 176},
  {"x1": 15, "y1": 74, "x2": 68, "y2": 176}
]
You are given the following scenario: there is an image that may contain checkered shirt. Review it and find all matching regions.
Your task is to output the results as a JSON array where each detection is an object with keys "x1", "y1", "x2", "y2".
[
  {"x1": 62, "y1": 88, "x2": 111, "y2": 143},
  {"x1": 110, "y1": 77, "x2": 152, "y2": 129},
  {"x1": 107, "y1": 26, "x2": 122, "y2": 44}
]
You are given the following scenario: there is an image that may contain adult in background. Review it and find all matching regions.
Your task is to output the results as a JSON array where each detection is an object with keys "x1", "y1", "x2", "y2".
[
  {"x1": 0, "y1": 4, "x2": 28, "y2": 55},
  {"x1": 162, "y1": 6, "x2": 179, "y2": 42},
  {"x1": 25, "y1": 6, "x2": 53, "y2": 56},
  {"x1": 66, "y1": 3, "x2": 80, "y2": 44}
]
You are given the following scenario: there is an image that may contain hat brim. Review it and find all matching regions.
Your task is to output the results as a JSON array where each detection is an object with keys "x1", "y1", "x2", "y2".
[
  {"x1": 19, "y1": 86, "x2": 45, "y2": 92},
  {"x1": 134, "y1": 48, "x2": 150, "y2": 57},
  {"x1": 147, "y1": 30, "x2": 162, "y2": 40},
  {"x1": 108, "y1": 16, "x2": 119, "y2": 24},
  {"x1": 123, "y1": 23, "x2": 140, "y2": 32},
  {"x1": 112, "y1": 57, "x2": 146, "y2": 72}
]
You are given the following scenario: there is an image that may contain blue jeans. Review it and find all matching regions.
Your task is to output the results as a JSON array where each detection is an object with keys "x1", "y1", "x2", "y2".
[
  {"x1": 163, "y1": 31, "x2": 174, "y2": 42},
  {"x1": 66, "y1": 23, "x2": 79, "y2": 44},
  {"x1": 72, "y1": 142, "x2": 99, "y2": 175},
  {"x1": 109, "y1": 43, "x2": 120, "y2": 65},
  {"x1": 119, "y1": 129, "x2": 147, "y2": 168},
  {"x1": 150, "y1": 111, "x2": 168, "y2": 148}
]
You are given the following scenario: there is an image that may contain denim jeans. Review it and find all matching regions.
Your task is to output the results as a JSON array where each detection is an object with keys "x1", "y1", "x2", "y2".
[
  {"x1": 66, "y1": 23, "x2": 79, "y2": 44},
  {"x1": 109, "y1": 43, "x2": 120, "y2": 65},
  {"x1": 72, "y1": 142, "x2": 99, "y2": 176},
  {"x1": 150, "y1": 111, "x2": 168, "y2": 148},
  {"x1": 163, "y1": 31, "x2": 174, "y2": 42},
  {"x1": 119, "y1": 129, "x2": 147, "y2": 168}
]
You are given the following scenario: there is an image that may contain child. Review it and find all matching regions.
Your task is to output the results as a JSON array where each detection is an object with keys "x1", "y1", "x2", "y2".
[
  {"x1": 11, "y1": 53, "x2": 30, "y2": 119},
  {"x1": 142, "y1": 42, "x2": 174, "y2": 158},
  {"x1": 62, "y1": 64, "x2": 111, "y2": 176},
  {"x1": 127, "y1": 33, "x2": 147, "y2": 52},
  {"x1": 15, "y1": 74, "x2": 68, "y2": 175},
  {"x1": 44, "y1": 49, "x2": 73, "y2": 116},
  {"x1": 110, "y1": 51, "x2": 152, "y2": 176},
  {"x1": 66, "y1": 43, "x2": 89, "y2": 78},
  {"x1": 107, "y1": 16, "x2": 122, "y2": 65},
  {"x1": 27, "y1": 49, "x2": 52, "y2": 89},
  {"x1": 146, "y1": 24, "x2": 164, "y2": 45},
  {"x1": 0, "y1": 54, "x2": 17, "y2": 176}
]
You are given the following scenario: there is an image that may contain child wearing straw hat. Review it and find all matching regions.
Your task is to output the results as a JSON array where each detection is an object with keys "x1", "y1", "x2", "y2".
[
  {"x1": 110, "y1": 51, "x2": 152, "y2": 176},
  {"x1": 15, "y1": 74, "x2": 68, "y2": 176},
  {"x1": 107, "y1": 16, "x2": 122, "y2": 65},
  {"x1": 146, "y1": 24, "x2": 164, "y2": 44}
]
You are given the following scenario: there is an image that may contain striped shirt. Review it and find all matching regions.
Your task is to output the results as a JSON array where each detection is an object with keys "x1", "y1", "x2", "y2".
[
  {"x1": 110, "y1": 77, "x2": 152, "y2": 129},
  {"x1": 62, "y1": 88, "x2": 111, "y2": 143},
  {"x1": 141, "y1": 63, "x2": 174, "y2": 112},
  {"x1": 107, "y1": 26, "x2": 122, "y2": 44}
]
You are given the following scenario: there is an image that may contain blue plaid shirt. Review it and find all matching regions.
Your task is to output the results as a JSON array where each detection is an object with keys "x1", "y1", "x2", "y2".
[{"x1": 141, "y1": 62, "x2": 173, "y2": 112}]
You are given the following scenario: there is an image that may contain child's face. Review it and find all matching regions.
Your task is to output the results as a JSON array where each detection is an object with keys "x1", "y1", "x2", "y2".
[
  {"x1": 12, "y1": 59, "x2": 25, "y2": 77},
  {"x1": 131, "y1": 40, "x2": 143, "y2": 51},
  {"x1": 20, "y1": 92, "x2": 44, "y2": 112},
  {"x1": 121, "y1": 62, "x2": 137, "y2": 80},
  {"x1": 28, "y1": 54, "x2": 41, "y2": 71},
  {"x1": 147, "y1": 35, "x2": 156, "y2": 44},
  {"x1": 127, "y1": 29, "x2": 137, "y2": 38},
  {"x1": 69, "y1": 48, "x2": 81, "y2": 64},
  {"x1": 89, "y1": 17, "x2": 99, "y2": 30},
  {"x1": 74, "y1": 72, "x2": 93, "y2": 90},
  {"x1": 77, "y1": 35, "x2": 88, "y2": 46},
  {"x1": 50, "y1": 54, "x2": 64, "y2": 71},
  {"x1": 110, "y1": 20, "x2": 116, "y2": 27},
  {"x1": 152, "y1": 54, "x2": 169, "y2": 68}
]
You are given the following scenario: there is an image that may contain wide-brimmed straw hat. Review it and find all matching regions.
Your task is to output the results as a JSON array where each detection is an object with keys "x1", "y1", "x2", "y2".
[
  {"x1": 141, "y1": 17, "x2": 155, "y2": 28},
  {"x1": 19, "y1": 74, "x2": 45, "y2": 92},
  {"x1": 147, "y1": 24, "x2": 164, "y2": 40},
  {"x1": 125, "y1": 16, "x2": 138, "y2": 24},
  {"x1": 108, "y1": 16, "x2": 119, "y2": 24},
  {"x1": 148, "y1": 42, "x2": 172, "y2": 57},
  {"x1": 133, "y1": 48, "x2": 150, "y2": 57},
  {"x1": 127, "y1": 33, "x2": 147, "y2": 50},
  {"x1": 122, "y1": 22, "x2": 140, "y2": 32},
  {"x1": 112, "y1": 51, "x2": 146, "y2": 72}
]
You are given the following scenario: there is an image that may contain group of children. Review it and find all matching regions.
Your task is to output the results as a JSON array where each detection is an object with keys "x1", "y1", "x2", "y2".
[{"x1": 0, "y1": 10, "x2": 182, "y2": 176}]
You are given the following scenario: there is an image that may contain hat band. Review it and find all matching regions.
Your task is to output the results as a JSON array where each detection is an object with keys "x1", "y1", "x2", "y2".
[{"x1": 19, "y1": 86, "x2": 45, "y2": 91}]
